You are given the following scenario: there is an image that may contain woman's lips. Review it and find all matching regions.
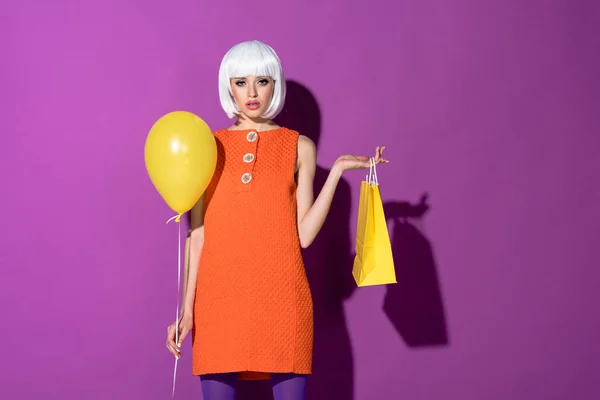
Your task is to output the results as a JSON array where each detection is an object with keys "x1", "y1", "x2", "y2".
[{"x1": 245, "y1": 100, "x2": 260, "y2": 110}]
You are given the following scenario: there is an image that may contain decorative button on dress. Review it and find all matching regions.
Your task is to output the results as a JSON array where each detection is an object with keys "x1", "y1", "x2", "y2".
[{"x1": 192, "y1": 127, "x2": 314, "y2": 380}]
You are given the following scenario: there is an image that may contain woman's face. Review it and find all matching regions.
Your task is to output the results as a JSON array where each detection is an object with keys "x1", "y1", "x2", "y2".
[{"x1": 230, "y1": 75, "x2": 274, "y2": 119}]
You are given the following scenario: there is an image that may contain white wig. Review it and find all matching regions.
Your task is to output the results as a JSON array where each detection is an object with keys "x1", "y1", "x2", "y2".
[{"x1": 218, "y1": 40, "x2": 286, "y2": 119}]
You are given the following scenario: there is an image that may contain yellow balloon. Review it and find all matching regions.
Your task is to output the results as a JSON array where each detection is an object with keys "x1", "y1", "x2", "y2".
[{"x1": 144, "y1": 111, "x2": 217, "y2": 215}]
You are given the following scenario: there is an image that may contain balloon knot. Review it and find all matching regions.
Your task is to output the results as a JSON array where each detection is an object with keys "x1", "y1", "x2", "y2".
[{"x1": 166, "y1": 214, "x2": 182, "y2": 224}]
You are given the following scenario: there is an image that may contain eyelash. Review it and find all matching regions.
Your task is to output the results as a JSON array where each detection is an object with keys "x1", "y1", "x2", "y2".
[{"x1": 235, "y1": 79, "x2": 271, "y2": 86}]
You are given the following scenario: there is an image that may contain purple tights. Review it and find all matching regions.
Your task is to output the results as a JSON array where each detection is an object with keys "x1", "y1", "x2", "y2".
[{"x1": 200, "y1": 373, "x2": 307, "y2": 400}]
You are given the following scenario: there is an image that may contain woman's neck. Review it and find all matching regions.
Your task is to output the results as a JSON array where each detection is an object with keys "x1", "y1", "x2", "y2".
[{"x1": 228, "y1": 115, "x2": 280, "y2": 132}]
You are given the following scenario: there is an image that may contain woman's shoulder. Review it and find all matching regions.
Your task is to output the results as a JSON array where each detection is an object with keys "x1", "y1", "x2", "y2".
[
  {"x1": 268, "y1": 127, "x2": 312, "y2": 148},
  {"x1": 212, "y1": 127, "x2": 229, "y2": 137},
  {"x1": 297, "y1": 134, "x2": 316, "y2": 156}
]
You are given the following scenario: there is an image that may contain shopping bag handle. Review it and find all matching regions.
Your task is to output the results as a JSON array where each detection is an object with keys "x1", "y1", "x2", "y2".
[{"x1": 367, "y1": 157, "x2": 379, "y2": 186}]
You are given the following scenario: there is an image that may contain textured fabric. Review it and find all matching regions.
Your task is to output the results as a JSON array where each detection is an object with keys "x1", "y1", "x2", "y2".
[{"x1": 192, "y1": 127, "x2": 314, "y2": 380}]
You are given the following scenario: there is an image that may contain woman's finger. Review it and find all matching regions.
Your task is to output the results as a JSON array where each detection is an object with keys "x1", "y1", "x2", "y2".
[
  {"x1": 179, "y1": 325, "x2": 191, "y2": 345},
  {"x1": 166, "y1": 337, "x2": 181, "y2": 357},
  {"x1": 375, "y1": 146, "x2": 387, "y2": 164},
  {"x1": 165, "y1": 324, "x2": 181, "y2": 358},
  {"x1": 166, "y1": 341, "x2": 180, "y2": 359}
]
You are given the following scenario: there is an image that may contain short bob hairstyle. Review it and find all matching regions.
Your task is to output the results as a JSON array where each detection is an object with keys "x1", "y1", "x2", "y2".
[{"x1": 218, "y1": 40, "x2": 286, "y2": 120}]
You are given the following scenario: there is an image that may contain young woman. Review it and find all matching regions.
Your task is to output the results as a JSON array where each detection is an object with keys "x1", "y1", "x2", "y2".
[{"x1": 165, "y1": 40, "x2": 387, "y2": 400}]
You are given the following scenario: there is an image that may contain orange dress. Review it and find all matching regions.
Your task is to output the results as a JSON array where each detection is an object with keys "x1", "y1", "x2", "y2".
[{"x1": 191, "y1": 127, "x2": 313, "y2": 380}]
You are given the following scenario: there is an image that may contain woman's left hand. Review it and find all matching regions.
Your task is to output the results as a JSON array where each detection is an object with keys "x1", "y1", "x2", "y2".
[{"x1": 334, "y1": 146, "x2": 388, "y2": 172}]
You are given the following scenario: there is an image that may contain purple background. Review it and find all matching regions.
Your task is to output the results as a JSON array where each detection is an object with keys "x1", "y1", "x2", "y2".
[{"x1": 2, "y1": 1, "x2": 599, "y2": 399}]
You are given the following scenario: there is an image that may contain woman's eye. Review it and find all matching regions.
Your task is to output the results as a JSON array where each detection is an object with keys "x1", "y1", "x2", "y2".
[
  {"x1": 258, "y1": 79, "x2": 270, "y2": 85},
  {"x1": 235, "y1": 81, "x2": 246, "y2": 86}
]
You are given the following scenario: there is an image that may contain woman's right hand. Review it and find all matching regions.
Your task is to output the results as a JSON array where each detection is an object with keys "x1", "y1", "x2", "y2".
[{"x1": 166, "y1": 311, "x2": 193, "y2": 359}]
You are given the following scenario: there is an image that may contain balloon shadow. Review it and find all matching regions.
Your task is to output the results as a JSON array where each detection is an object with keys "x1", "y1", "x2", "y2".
[
  {"x1": 382, "y1": 194, "x2": 449, "y2": 347},
  {"x1": 236, "y1": 81, "x2": 356, "y2": 399}
]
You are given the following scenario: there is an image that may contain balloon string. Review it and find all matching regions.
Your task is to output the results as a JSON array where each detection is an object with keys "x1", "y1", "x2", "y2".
[{"x1": 166, "y1": 213, "x2": 182, "y2": 397}]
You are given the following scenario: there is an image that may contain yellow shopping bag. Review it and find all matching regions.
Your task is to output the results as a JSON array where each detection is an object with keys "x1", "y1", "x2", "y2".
[{"x1": 352, "y1": 158, "x2": 397, "y2": 287}]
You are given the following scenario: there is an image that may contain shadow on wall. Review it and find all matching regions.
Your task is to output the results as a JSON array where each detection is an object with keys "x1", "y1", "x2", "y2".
[
  {"x1": 383, "y1": 195, "x2": 449, "y2": 348},
  {"x1": 236, "y1": 81, "x2": 448, "y2": 400}
]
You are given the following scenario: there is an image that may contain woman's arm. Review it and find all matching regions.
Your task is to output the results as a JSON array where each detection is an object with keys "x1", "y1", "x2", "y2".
[
  {"x1": 181, "y1": 233, "x2": 191, "y2": 312},
  {"x1": 166, "y1": 194, "x2": 206, "y2": 357},
  {"x1": 296, "y1": 136, "x2": 338, "y2": 248},
  {"x1": 296, "y1": 136, "x2": 386, "y2": 248},
  {"x1": 181, "y1": 193, "x2": 206, "y2": 315}
]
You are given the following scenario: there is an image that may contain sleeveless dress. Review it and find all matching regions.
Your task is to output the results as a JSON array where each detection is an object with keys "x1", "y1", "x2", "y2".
[{"x1": 191, "y1": 127, "x2": 313, "y2": 380}]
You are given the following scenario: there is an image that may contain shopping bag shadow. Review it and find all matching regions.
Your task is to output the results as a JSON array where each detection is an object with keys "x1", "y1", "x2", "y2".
[{"x1": 382, "y1": 194, "x2": 449, "y2": 347}]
